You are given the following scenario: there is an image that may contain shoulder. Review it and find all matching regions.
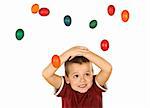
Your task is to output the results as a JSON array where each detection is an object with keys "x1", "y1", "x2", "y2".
[
  {"x1": 91, "y1": 75, "x2": 107, "y2": 93},
  {"x1": 55, "y1": 76, "x2": 73, "y2": 97}
]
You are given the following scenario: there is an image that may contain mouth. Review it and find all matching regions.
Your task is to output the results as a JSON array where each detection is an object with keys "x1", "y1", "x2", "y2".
[{"x1": 78, "y1": 84, "x2": 87, "y2": 88}]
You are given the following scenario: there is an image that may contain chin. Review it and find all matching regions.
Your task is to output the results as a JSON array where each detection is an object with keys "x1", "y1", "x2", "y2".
[
  {"x1": 76, "y1": 88, "x2": 89, "y2": 93},
  {"x1": 78, "y1": 90, "x2": 88, "y2": 93}
]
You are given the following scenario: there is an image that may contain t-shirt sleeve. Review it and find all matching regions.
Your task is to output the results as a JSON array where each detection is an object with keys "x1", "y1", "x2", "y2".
[
  {"x1": 93, "y1": 75, "x2": 107, "y2": 93},
  {"x1": 54, "y1": 76, "x2": 70, "y2": 97}
]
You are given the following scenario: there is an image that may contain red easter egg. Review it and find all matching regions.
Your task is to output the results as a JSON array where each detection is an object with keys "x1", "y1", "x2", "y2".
[
  {"x1": 52, "y1": 55, "x2": 61, "y2": 68},
  {"x1": 101, "y1": 39, "x2": 109, "y2": 51},
  {"x1": 107, "y1": 5, "x2": 115, "y2": 16},
  {"x1": 39, "y1": 8, "x2": 50, "y2": 16},
  {"x1": 121, "y1": 10, "x2": 129, "y2": 22}
]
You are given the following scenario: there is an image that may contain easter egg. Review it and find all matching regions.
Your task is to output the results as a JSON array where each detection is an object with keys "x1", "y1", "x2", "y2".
[
  {"x1": 101, "y1": 39, "x2": 109, "y2": 51},
  {"x1": 64, "y1": 15, "x2": 72, "y2": 26},
  {"x1": 89, "y1": 20, "x2": 97, "y2": 29},
  {"x1": 121, "y1": 10, "x2": 129, "y2": 22},
  {"x1": 39, "y1": 8, "x2": 50, "y2": 16},
  {"x1": 52, "y1": 55, "x2": 61, "y2": 68},
  {"x1": 31, "y1": 4, "x2": 39, "y2": 14},
  {"x1": 16, "y1": 29, "x2": 24, "y2": 40},
  {"x1": 107, "y1": 5, "x2": 115, "y2": 16}
]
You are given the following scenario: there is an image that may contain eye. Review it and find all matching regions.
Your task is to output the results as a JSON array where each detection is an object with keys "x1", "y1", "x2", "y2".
[
  {"x1": 85, "y1": 73, "x2": 90, "y2": 76},
  {"x1": 73, "y1": 75, "x2": 79, "y2": 78}
]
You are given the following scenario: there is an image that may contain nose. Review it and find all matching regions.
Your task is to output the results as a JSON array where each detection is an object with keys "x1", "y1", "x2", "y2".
[{"x1": 80, "y1": 76, "x2": 86, "y2": 82}]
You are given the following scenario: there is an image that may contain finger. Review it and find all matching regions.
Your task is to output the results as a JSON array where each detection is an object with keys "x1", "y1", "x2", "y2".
[
  {"x1": 79, "y1": 46, "x2": 88, "y2": 50},
  {"x1": 74, "y1": 46, "x2": 87, "y2": 50},
  {"x1": 69, "y1": 54, "x2": 83, "y2": 61},
  {"x1": 68, "y1": 56, "x2": 74, "y2": 61}
]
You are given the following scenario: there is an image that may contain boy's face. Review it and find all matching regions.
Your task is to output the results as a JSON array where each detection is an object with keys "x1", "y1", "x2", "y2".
[{"x1": 65, "y1": 62, "x2": 93, "y2": 93}]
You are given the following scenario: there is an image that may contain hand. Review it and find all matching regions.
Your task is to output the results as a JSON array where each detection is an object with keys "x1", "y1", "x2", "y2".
[{"x1": 64, "y1": 46, "x2": 89, "y2": 60}]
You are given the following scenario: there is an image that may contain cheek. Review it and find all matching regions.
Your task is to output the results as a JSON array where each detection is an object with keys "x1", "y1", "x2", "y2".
[
  {"x1": 69, "y1": 79, "x2": 79, "y2": 85},
  {"x1": 86, "y1": 76, "x2": 93, "y2": 82}
]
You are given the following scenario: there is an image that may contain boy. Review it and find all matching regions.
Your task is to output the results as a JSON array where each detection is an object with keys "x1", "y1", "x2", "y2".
[{"x1": 42, "y1": 46, "x2": 112, "y2": 108}]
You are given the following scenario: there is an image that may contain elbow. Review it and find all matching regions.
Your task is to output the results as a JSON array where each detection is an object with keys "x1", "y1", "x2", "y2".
[
  {"x1": 42, "y1": 70, "x2": 48, "y2": 79},
  {"x1": 42, "y1": 69, "x2": 54, "y2": 80},
  {"x1": 109, "y1": 64, "x2": 112, "y2": 74},
  {"x1": 106, "y1": 64, "x2": 112, "y2": 74},
  {"x1": 42, "y1": 70, "x2": 46, "y2": 78}
]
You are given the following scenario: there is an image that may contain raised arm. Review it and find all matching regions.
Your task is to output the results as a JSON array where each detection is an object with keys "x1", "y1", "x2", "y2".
[
  {"x1": 83, "y1": 50, "x2": 112, "y2": 86},
  {"x1": 42, "y1": 54, "x2": 66, "y2": 89}
]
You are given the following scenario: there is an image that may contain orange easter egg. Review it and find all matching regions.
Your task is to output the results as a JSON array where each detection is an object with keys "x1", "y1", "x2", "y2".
[
  {"x1": 31, "y1": 4, "x2": 39, "y2": 14},
  {"x1": 52, "y1": 55, "x2": 61, "y2": 68},
  {"x1": 121, "y1": 10, "x2": 129, "y2": 22}
]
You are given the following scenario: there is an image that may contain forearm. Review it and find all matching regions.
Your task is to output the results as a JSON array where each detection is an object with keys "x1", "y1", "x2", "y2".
[
  {"x1": 42, "y1": 63, "x2": 57, "y2": 79},
  {"x1": 42, "y1": 52, "x2": 70, "y2": 79},
  {"x1": 85, "y1": 51, "x2": 112, "y2": 73}
]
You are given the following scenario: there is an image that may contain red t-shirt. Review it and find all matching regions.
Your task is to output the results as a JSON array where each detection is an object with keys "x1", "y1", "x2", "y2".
[{"x1": 55, "y1": 76, "x2": 107, "y2": 108}]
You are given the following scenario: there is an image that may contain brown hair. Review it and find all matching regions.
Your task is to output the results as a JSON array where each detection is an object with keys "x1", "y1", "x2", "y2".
[{"x1": 64, "y1": 56, "x2": 90, "y2": 77}]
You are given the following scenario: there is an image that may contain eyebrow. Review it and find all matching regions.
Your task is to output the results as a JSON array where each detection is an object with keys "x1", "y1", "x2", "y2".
[
  {"x1": 85, "y1": 70, "x2": 91, "y2": 72},
  {"x1": 71, "y1": 71, "x2": 91, "y2": 75},
  {"x1": 71, "y1": 72, "x2": 79, "y2": 75}
]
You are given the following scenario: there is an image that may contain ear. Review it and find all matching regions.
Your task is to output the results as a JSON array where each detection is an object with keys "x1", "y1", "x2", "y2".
[{"x1": 65, "y1": 75, "x2": 70, "y2": 84}]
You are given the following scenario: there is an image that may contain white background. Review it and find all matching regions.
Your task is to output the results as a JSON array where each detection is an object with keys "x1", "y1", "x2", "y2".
[{"x1": 0, "y1": 0, "x2": 150, "y2": 108}]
